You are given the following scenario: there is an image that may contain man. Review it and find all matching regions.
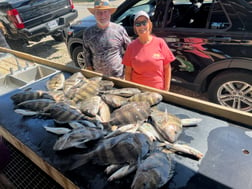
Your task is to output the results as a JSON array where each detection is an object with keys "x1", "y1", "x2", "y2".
[
  {"x1": 83, "y1": 0, "x2": 131, "y2": 78},
  {"x1": 0, "y1": 22, "x2": 10, "y2": 48}
]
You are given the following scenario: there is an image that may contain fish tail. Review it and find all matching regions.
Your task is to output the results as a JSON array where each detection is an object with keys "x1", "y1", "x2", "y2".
[{"x1": 69, "y1": 153, "x2": 91, "y2": 170}]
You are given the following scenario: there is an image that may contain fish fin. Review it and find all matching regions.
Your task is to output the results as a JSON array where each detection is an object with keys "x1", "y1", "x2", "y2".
[
  {"x1": 107, "y1": 164, "x2": 137, "y2": 181},
  {"x1": 181, "y1": 118, "x2": 202, "y2": 126},
  {"x1": 167, "y1": 153, "x2": 176, "y2": 181},
  {"x1": 68, "y1": 153, "x2": 91, "y2": 170},
  {"x1": 164, "y1": 108, "x2": 169, "y2": 122},
  {"x1": 74, "y1": 142, "x2": 88, "y2": 148}
]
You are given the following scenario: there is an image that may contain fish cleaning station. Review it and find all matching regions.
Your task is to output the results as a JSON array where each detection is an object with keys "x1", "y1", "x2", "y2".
[{"x1": 0, "y1": 47, "x2": 252, "y2": 189}]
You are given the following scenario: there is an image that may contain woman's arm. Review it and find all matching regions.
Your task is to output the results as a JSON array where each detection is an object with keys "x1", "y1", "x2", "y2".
[
  {"x1": 124, "y1": 66, "x2": 132, "y2": 81},
  {"x1": 164, "y1": 63, "x2": 171, "y2": 91}
]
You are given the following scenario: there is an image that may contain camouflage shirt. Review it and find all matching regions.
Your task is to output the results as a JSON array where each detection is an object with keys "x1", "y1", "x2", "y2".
[
  {"x1": 0, "y1": 30, "x2": 9, "y2": 48},
  {"x1": 0, "y1": 30, "x2": 10, "y2": 58},
  {"x1": 82, "y1": 22, "x2": 131, "y2": 77}
]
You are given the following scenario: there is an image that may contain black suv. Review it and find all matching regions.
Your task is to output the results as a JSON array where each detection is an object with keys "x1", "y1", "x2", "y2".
[{"x1": 64, "y1": 0, "x2": 252, "y2": 113}]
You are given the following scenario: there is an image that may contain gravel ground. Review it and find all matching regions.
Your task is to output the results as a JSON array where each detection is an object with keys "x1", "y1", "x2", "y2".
[{"x1": 11, "y1": 0, "x2": 209, "y2": 102}]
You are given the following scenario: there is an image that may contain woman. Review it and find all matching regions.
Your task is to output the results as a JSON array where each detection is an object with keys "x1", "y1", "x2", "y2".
[{"x1": 122, "y1": 11, "x2": 175, "y2": 90}]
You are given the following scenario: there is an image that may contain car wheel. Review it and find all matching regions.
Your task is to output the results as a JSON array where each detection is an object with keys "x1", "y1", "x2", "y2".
[
  {"x1": 6, "y1": 38, "x2": 27, "y2": 50},
  {"x1": 51, "y1": 32, "x2": 64, "y2": 42},
  {"x1": 208, "y1": 70, "x2": 252, "y2": 113},
  {"x1": 72, "y1": 46, "x2": 86, "y2": 68}
]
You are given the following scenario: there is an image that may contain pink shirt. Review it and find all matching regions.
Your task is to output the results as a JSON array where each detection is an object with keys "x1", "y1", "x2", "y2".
[{"x1": 122, "y1": 36, "x2": 175, "y2": 89}]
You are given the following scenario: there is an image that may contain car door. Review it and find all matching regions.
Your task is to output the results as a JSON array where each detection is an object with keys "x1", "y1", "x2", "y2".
[{"x1": 151, "y1": 0, "x2": 251, "y2": 90}]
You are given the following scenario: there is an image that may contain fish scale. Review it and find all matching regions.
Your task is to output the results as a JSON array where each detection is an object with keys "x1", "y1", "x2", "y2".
[
  {"x1": 46, "y1": 73, "x2": 65, "y2": 91},
  {"x1": 108, "y1": 102, "x2": 151, "y2": 126},
  {"x1": 49, "y1": 103, "x2": 84, "y2": 123},
  {"x1": 53, "y1": 127, "x2": 104, "y2": 150},
  {"x1": 128, "y1": 92, "x2": 163, "y2": 106},
  {"x1": 131, "y1": 151, "x2": 174, "y2": 189},
  {"x1": 11, "y1": 90, "x2": 54, "y2": 104},
  {"x1": 16, "y1": 99, "x2": 55, "y2": 112},
  {"x1": 73, "y1": 80, "x2": 100, "y2": 102},
  {"x1": 150, "y1": 109, "x2": 183, "y2": 143},
  {"x1": 63, "y1": 72, "x2": 88, "y2": 93}
]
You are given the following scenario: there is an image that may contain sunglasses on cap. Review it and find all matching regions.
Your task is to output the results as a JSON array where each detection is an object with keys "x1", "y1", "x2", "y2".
[{"x1": 135, "y1": 20, "x2": 148, "y2": 27}]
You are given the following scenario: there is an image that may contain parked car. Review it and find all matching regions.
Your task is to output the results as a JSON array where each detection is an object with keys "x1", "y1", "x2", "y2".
[
  {"x1": 0, "y1": 0, "x2": 78, "y2": 48},
  {"x1": 64, "y1": 0, "x2": 252, "y2": 113}
]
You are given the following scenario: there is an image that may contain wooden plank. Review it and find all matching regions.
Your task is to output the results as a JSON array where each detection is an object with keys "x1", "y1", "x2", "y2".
[
  {"x1": 0, "y1": 126, "x2": 79, "y2": 189},
  {"x1": 0, "y1": 47, "x2": 251, "y2": 126}
]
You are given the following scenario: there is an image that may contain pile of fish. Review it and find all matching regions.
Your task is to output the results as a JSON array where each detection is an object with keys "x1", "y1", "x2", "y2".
[{"x1": 10, "y1": 71, "x2": 203, "y2": 189}]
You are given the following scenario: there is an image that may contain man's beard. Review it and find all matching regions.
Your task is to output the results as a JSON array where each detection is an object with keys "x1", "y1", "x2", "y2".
[{"x1": 97, "y1": 19, "x2": 110, "y2": 27}]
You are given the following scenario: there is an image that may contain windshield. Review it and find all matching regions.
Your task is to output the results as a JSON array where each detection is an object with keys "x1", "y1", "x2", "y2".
[{"x1": 116, "y1": 0, "x2": 155, "y2": 23}]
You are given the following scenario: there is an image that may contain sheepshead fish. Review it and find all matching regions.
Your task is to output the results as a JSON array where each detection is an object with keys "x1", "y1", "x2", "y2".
[
  {"x1": 47, "y1": 90, "x2": 65, "y2": 102},
  {"x1": 73, "y1": 80, "x2": 100, "y2": 102},
  {"x1": 160, "y1": 141, "x2": 204, "y2": 160},
  {"x1": 48, "y1": 102, "x2": 84, "y2": 124},
  {"x1": 46, "y1": 72, "x2": 65, "y2": 91},
  {"x1": 138, "y1": 122, "x2": 163, "y2": 142},
  {"x1": 131, "y1": 151, "x2": 174, "y2": 189},
  {"x1": 105, "y1": 123, "x2": 140, "y2": 139},
  {"x1": 63, "y1": 72, "x2": 89, "y2": 94},
  {"x1": 107, "y1": 164, "x2": 137, "y2": 181},
  {"x1": 68, "y1": 120, "x2": 101, "y2": 129},
  {"x1": 78, "y1": 96, "x2": 102, "y2": 117},
  {"x1": 99, "y1": 80, "x2": 114, "y2": 90},
  {"x1": 128, "y1": 92, "x2": 163, "y2": 106},
  {"x1": 107, "y1": 102, "x2": 151, "y2": 127},
  {"x1": 11, "y1": 90, "x2": 54, "y2": 104},
  {"x1": 69, "y1": 133, "x2": 151, "y2": 170},
  {"x1": 98, "y1": 100, "x2": 111, "y2": 122},
  {"x1": 64, "y1": 81, "x2": 83, "y2": 99},
  {"x1": 44, "y1": 126, "x2": 71, "y2": 135},
  {"x1": 53, "y1": 126, "x2": 104, "y2": 151},
  {"x1": 15, "y1": 99, "x2": 55, "y2": 113},
  {"x1": 150, "y1": 108, "x2": 182, "y2": 143},
  {"x1": 89, "y1": 76, "x2": 103, "y2": 82},
  {"x1": 101, "y1": 94, "x2": 128, "y2": 108},
  {"x1": 99, "y1": 88, "x2": 141, "y2": 97}
]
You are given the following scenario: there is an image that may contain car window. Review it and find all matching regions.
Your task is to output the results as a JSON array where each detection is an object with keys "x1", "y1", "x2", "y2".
[
  {"x1": 152, "y1": 0, "x2": 252, "y2": 32},
  {"x1": 152, "y1": 0, "x2": 215, "y2": 28},
  {"x1": 116, "y1": 0, "x2": 156, "y2": 24},
  {"x1": 208, "y1": 1, "x2": 231, "y2": 30},
  {"x1": 220, "y1": 0, "x2": 252, "y2": 31},
  {"x1": 115, "y1": 0, "x2": 156, "y2": 36}
]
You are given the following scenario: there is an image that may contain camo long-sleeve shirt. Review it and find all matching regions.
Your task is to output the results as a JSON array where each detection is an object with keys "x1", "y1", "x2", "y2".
[
  {"x1": 82, "y1": 22, "x2": 131, "y2": 77},
  {"x1": 0, "y1": 30, "x2": 9, "y2": 48}
]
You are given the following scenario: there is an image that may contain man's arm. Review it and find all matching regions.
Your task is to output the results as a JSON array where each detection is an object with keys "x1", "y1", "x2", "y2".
[{"x1": 82, "y1": 31, "x2": 93, "y2": 69}]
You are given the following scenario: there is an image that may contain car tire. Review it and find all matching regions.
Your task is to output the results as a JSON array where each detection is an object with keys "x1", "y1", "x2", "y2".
[
  {"x1": 208, "y1": 70, "x2": 252, "y2": 113},
  {"x1": 72, "y1": 46, "x2": 86, "y2": 68},
  {"x1": 51, "y1": 32, "x2": 64, "y2": 42},
  {"x1": 6, "y1": 38, "x2": 27, "y2": 50}
]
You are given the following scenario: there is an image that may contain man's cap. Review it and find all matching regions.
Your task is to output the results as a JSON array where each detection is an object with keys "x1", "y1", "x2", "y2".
[{"x1": 88, "y1": 0, "x2": 117, "y2": 15}]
